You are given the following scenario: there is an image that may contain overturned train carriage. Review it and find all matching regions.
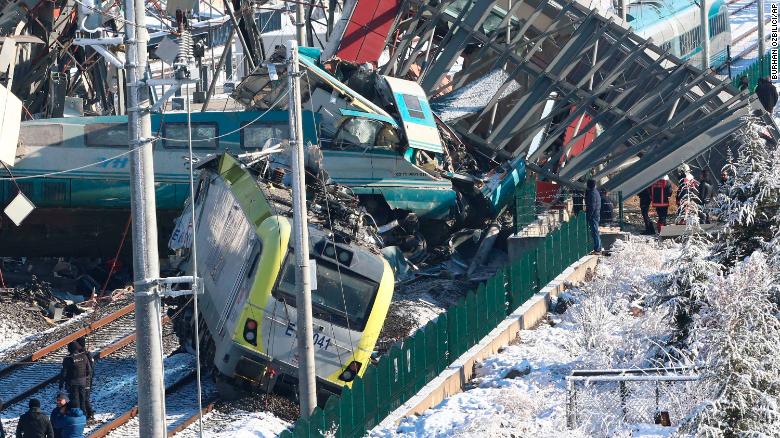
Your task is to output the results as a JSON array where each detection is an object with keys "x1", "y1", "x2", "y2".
[{"x1": 170, "y1": 153, "x2": 394, "y2": 400}]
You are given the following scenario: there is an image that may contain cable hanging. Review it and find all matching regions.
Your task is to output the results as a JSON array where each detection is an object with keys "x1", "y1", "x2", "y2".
[
  {"x1": 0, "y1": 145, "x2": 144, "y2": 180},
  {"x1": 185, "y1": 82, "x2": 206, "y2": 437}
]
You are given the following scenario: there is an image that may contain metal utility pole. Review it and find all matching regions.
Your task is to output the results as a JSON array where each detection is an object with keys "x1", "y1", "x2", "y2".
[
  {"x1": 700, "y1": 0, "x2": 710, "y2": 70},
  {"x1": 124, "y1": 0, "x2": 166, "y2": 436},
  {"x1": 296, "y1": 1, "x2": 306, "y2": 46},
  {"x1": 287, "y1": 40, "x2": 317, "y2": 418},
  {"x1": 759, "y1": 0, "x2": 766, "y2": 64}
]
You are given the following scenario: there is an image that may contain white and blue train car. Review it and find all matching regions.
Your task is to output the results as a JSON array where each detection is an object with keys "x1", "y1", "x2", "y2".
[{"x1": 628, "y1": 0, "x2": 731, "y2": 68}]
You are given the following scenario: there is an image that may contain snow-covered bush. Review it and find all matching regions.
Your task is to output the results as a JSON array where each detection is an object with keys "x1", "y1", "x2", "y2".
[
  {"x1": 565, "y1": 238, "x2": 678, "y2": 369},
  {"x1": 681, "y1": 252, "x2": 780, "y2": 436}
]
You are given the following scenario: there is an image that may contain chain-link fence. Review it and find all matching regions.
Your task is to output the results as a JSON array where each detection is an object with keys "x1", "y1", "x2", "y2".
[{"x1": 565, "y1": 368, "x2": 701, "y2": 433}]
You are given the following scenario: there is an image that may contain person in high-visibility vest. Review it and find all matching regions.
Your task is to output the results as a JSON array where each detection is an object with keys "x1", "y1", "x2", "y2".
[{"x1": 651, "y1": 176, "x2": 673, "y2": 233}]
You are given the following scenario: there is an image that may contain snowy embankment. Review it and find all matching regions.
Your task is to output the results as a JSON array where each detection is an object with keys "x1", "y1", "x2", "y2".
[{"x1": 371, "y1": 237, "x2": 682, "y2": 437}]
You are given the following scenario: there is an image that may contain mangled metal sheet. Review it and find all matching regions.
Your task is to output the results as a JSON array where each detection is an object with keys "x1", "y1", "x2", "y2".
[
  {"x1": 380, "y1": 0, "x2": 757, "y2": 196},
  {"x1": 0, "y1": 83, "x2": 22, "y2": 166}
]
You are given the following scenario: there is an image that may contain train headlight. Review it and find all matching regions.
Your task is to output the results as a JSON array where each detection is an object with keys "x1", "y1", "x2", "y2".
[
  {"x1": 338, "y1": 360, "x2": 362, "y2": 382},
  {"x1": 243, "y1": 319, "x2": 258, "y2": 346}
]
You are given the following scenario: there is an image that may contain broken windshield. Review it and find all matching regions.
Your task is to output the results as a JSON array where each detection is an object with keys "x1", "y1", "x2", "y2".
[
  {"x1": 275, "y1": 254, "x2": 379, "y2": 331},
  {"x1": 331, "y1": 118, "x2": 383, "y2": 150}
]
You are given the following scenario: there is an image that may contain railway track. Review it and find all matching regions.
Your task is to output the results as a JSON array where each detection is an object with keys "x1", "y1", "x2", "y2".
[
  {"x1": 728, "y1": 0, "x2": 757, "y2": 16},
  {"x1": 89, "y1": 372, "x2": 218, "y2": 437},
  {"x1": 727, "y1": 21, "x2": 771, "y2": 68},
  {"x1": 0, "y1": 303, "x2": 138, "y2": 410}
]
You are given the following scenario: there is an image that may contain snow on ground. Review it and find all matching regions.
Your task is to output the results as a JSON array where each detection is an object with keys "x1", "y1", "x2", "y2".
[
  {"x1": 0, "y1": 300, "x2": 96, "y2": 357},
  {"x1": 174, "y1": 410, "x2": 289, "y2": 438},
  {"x1": 0, "y1": 314, "x2": 38, "y2": 353},
  {"x1": 371, "y1": 237, "x2": 682, "y2": 437}
]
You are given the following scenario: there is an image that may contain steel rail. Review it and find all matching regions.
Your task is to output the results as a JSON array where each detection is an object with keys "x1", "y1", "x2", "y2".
[
  {"x1": 87, "y1": 370, "x2": 198, "y2": 438},
  {"x1": 0, "y1": 303, "x2": 135, "y2": 379},
  {"x1": 0, "y1": 313, "x2": 170, "y2": 411},
  {"x1": 166, "y1": 399, "x2": 218, "y2": 437}
]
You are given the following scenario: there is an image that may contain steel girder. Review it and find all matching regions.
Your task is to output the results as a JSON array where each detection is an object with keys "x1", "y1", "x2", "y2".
[{"x1": 383, "y1": 0, "x2": 757, "y2": 196}]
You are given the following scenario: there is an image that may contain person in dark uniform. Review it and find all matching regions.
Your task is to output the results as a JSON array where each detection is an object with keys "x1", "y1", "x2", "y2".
[
  {"x1": 739, "y1": 75, "x2": 749, "y2": 92},
  {"x1": 756, "y1": 77, "x2": 779, "y2": 113},
  {"x1": 638, "y1": 186, "x2": 655, "y2": 235},
  {"x1": 15, "y1": 399, "x2": 54, "y2": 438},
  {"x1": 74, "y1": 338, "x2": 94, "y2": 420},
  {"x1": 59, "y1": 342, "x2": 92, "y2": 419},
  {"x1": 585, "y1": 179, "x2": 602, "y2": 254}
]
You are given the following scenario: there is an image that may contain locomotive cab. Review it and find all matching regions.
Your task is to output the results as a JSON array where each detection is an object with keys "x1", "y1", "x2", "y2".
[{"x1": 170, "y1": 153, "x2": 394, "y2": 401}]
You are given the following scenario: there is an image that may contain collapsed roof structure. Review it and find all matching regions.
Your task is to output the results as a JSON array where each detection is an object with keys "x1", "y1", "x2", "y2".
[
  {"x1": 372, "y1": 0, "x2": 773, "y2": 196},
  {"x1": 0, "y1": 0, "x2": 776, "y2": 206}
]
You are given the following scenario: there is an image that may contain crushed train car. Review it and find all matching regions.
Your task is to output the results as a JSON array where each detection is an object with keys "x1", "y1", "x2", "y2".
[{"x1": 232, "y1": 48, "x2": 526, "y2": 244}]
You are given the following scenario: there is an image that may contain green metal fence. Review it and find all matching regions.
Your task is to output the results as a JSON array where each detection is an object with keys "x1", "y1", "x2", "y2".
[
  {"x1": 514, "y1": 174, "x2": 538, "y2": 233},
  {"x1": 280, "y1": 207, "x2": 591, "y2": 437},
  {"x1": 732, "y1": 52, "x2": 772, "y2": 93}
]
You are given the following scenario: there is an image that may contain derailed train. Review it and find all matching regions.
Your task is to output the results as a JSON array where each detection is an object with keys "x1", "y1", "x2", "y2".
[{"x1": 169, "y1": 153, "x2": 394, "y2": 400}]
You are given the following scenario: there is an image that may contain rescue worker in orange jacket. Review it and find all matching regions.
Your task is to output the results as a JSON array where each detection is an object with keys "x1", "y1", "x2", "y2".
[{"x1": 651, "y1": 176, "x2": 673, "y2": 233}]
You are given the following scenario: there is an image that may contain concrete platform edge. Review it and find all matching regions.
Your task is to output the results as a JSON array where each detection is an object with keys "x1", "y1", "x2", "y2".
[{"x1": 373, "y1": 254, "x2": 599, "y2": 432}]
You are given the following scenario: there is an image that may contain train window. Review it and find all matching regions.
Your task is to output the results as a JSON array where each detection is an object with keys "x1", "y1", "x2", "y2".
[
  {"x1": 85, "y1": 123, "x2": 129, "y2": 147},
  {"x1": 241, "y1": 123, "x2": 289, "y2": 149},
  {"x1": 163, "y1": 123, "x2": 218, "y2": 149},
  {"x1": 679, "y1": 26, "x2": 701, "y2": 56},
  {"x1": 275, "y1": 256, "x2": 379, "y2": 331},
  {"x1": 402, "y1": 94, "x2": 426, "y2": 119},
  {"x1": 709, "y1": 15, "x2": 723, "y2": 38},
  {"x1": 19, "y1": 125, "x2": 63, "y2": 146}
]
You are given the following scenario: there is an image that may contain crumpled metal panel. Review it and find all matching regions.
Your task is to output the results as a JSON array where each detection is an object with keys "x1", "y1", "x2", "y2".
[{"x1": 381, "y1": 0, "x2": 760, "y2": 196}]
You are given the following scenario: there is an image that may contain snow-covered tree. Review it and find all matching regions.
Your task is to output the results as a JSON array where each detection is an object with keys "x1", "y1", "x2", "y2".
[
  {"x1": 680, "y1": 252, "x2": 780, "y2": 436},
  {"x1": 712, "y1": 117, "x2": 780, "y2": 263},
  {"x1": 638, "y1": 175, "x2": 721, "y2": 350}
]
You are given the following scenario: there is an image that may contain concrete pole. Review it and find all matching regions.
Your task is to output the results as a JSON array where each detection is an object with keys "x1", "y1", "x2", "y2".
[
  {"x1": 700, "y1": 0, "x2": 710, "y2": 70},
  {"x1": 288, "y1": 40, "x2": 317, "y2": 418},
  {"x1": 296, "y1": 0, "x2": 306, "y2": 46},
  {"x1": 618, "y1": 0, "x2": 627, "y2": 21},
  {"x1": 123, "y1": 0, "x2": 166, "y2": 436},
  {"x1": 759, "y1": 0, "x2": 766, "y2": 63}
]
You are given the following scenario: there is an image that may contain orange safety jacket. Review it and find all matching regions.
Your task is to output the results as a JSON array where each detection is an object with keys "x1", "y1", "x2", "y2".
[{"x1": 651, "y1": 179, "x2": 671, "y2": 207}]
